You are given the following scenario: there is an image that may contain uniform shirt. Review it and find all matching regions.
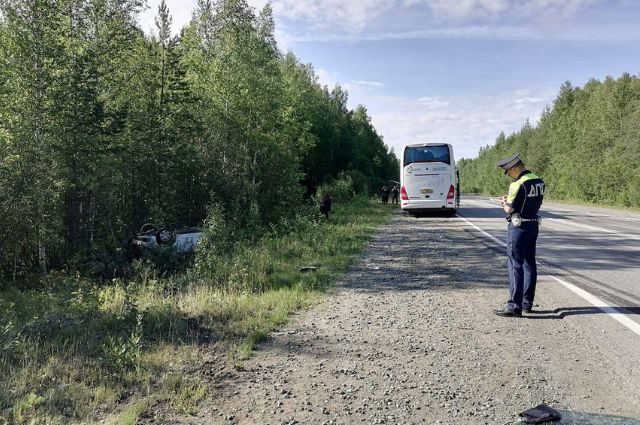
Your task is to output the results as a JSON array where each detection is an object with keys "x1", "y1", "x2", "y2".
[{"x1": 505, "y1": 170, "x2": 545, "y2": 219}]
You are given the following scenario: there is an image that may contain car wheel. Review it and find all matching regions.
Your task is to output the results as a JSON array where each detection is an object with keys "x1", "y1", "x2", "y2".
[{"x1": 156, "y1": 228, "x2": 174, "y2": 245}]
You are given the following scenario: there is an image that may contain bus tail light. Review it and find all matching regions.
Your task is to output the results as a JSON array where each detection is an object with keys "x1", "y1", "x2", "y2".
[
  {"x1": 447, "y1": 185, "x2": 455, "y2": 200},
  {"x1": 400, "y1": 186, "x2": 409, "y2": 200}
]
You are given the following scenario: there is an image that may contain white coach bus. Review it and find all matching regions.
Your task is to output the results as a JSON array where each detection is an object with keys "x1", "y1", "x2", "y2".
[{"x1": 400, "y1": 143, "x2": 459, "y2": 215}]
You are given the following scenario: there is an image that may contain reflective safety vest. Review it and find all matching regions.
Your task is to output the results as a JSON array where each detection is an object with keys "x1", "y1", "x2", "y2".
[{"x1": 506, "y1": 171, "x2": 545, "y2": 219}]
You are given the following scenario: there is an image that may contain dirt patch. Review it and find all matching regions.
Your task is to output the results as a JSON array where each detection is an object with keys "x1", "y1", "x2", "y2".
[{"x1": 174, "y1": 211, "x2": 640, "y2": 424}]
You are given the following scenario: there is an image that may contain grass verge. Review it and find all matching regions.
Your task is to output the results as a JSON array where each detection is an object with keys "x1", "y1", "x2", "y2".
[{"x1": 0, "y1": 198, "x2": 394, "y2": 424}]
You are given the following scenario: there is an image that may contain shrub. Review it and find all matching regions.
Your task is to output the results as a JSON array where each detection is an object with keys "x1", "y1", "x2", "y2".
[
  {"x1": 102, "y1": 314, "x2": 143, "y2": 374},
  {"x1": 316, "y1": 174, "x2": 356, "y2": 203},
  {"x1": 345, "y1": 169, "x2": 370, "y2": 195},
  {"x1": 7, "y1": 393, "x2": 45, "y2": 424},
  {"x1": 191, "y1": 204, "x2": 242, "y2": 281}
]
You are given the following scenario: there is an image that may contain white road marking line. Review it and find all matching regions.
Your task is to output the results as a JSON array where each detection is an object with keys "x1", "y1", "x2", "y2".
[
  {"x1": 541, "y1": 205, "x2": 640, "y2": 221},
  {"x1": 464, "y1": 198, "x2": 640, "y2": 240},
  {"x1": 544, "y1": 218, "x2": 640, "y2": 241},
  {"x1": 548, "y1": 275, "x2": 640, "y2": 337},
  {"x1": 545, "y1": 218, "x2": 614, "y2": 234},
  {"x1": 456, "y1": 213, "x2": 640, "y2": 337},
  {"x1": 467, "y1": 197, "x2": 638, "y2": 221},
  {"x1": 544, "y1": 205, "x2": 611, "y2": 217},
  {"x1": 463, "y1": 199, "x2": 497, "y2": 208},
  {"x1": 456, "y1": 214, "x2": 506, "y2": 247}
]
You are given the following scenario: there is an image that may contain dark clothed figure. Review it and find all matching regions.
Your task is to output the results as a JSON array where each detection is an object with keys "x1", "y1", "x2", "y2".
[
  {"x1": 505, "y1": 169, "x2": 544, "y2": 313},
  {"x1": 391, "y1": 186, "x2": 399, "y2": 204},
  {"x1": 320, "y1": 195, "x2": 332, "y2": 219},
  {"x1": 380, "y1": 185, "x2": 390, "y2": 204},
  {"x1": 495, "y1": 153, "x2": 545, "y2": 317}
]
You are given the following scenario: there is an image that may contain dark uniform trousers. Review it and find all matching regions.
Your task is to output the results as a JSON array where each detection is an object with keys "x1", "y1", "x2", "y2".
[{"x1": 507, "y1": 221, "x2": 539, "y2": 312}]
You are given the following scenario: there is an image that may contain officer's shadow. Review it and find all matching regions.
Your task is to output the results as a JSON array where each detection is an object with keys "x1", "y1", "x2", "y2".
[{"x1": 526, "y1": 306, "x2": 640, "y2": 319}]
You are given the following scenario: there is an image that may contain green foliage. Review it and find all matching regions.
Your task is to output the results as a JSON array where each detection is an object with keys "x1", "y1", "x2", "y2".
[
  {"x1": 102, "y1": 313, "x2": 144, "y2": 374},
  {"x1": 106, "y1": 400, "x2": 150, "y2": 425},
  {"x1": 317, "y1": 174, "x2": 357, "y2": 203},
  {"x1": 166, "y1": 375, "x2": 208, "y2": 415},
  {"x1": 0, "y1": 198, "x2": 392, "y2": 423},
  {"x1": 459, "y1": 75, "x2": 640, "y2": 208},
  {"x1": 0, "y1": 319, "x2": 25, "y2": 364},
  {"x1": 0, "y1": 0, "x2": 398, "y2": 280},
  {"x1": 0, "y1": 0, "x2": 399, "y2": 420},
  {"x1": 7, "y1": 393, "x2": 45, "y2": 424},
  {"x1": 191, "y1": 203, "x2": 244, "y2": 281}
]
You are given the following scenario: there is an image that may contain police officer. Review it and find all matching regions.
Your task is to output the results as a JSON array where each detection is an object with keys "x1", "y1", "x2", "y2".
[{"x1": 494, "y1": 154, "x2": 545, "y2": 317}]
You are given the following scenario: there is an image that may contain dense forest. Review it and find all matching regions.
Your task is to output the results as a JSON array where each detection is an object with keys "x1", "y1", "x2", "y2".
[
  {"x1": 0, "y1": 0, "x2": 398, "y2": 280},
  {"x1": 458, "y1": 74, "x2": 640, "y2": 208}
]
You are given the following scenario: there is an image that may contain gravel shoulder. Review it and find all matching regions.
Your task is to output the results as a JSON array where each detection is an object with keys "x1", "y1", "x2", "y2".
[{"x1": 185, "y1": 211, "x2": 640, "y2": 424}]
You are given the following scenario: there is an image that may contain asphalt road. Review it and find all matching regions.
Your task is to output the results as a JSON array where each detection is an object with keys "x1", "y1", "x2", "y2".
[{"x1": 457, "y1": 194, "x2": 640, "y2": 332}]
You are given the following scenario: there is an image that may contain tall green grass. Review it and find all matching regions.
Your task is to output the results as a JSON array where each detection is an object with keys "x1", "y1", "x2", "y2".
[{"x1": 0, "y1": 198, "x2": 393, "y2": 424}]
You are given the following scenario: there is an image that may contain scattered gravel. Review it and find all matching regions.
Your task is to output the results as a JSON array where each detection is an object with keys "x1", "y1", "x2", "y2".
[{"x1": 178, "y1": 211, "x2": 640, "y2": 425}]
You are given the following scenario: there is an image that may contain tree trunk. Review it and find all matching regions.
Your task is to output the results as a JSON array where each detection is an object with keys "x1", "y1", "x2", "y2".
[{"x1": 38, "y1": 225, "x2": 47, "y2": 274}]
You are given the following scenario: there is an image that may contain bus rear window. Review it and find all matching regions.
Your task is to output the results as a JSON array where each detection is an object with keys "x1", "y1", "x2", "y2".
[{"x1": 404, "y1": 145, "x2": 450, "y2": 165}]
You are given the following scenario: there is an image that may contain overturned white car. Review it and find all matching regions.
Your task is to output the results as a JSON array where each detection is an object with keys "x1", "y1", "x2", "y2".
[{"x1": 131, "y1": 224, "x2": 203, "y2": 253}]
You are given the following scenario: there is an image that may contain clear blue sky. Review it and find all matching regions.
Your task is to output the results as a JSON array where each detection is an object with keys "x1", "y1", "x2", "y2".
[{"x1": 140, "y1": 0, "x2": 640, "y2": 159}]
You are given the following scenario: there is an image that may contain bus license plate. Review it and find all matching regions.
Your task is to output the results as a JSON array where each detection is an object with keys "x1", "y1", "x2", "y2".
[{"x1": 421, "y1": 188, "x2": 433, "y2": 194}]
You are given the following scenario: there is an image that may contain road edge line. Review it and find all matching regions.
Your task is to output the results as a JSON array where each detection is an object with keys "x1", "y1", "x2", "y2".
[
  {"x1": 456, "y1": 214, "x2": 640, "y2": 337},
  {"x1": 547, "y1": 275, "x2": 640, "y2": 337},
  {"x1": 456, "y1": 214, "x2": 506, "y2": 247}
]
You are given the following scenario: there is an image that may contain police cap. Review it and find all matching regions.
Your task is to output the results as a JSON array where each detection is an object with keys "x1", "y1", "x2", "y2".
[{"x1": 496, "y1": 153, "x2": 523, "y2": 174}]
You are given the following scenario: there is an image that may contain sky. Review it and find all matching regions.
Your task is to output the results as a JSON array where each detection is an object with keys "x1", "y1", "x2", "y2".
[{"x1": 139, "y1": 0, "x2": 640, "y2": 159}]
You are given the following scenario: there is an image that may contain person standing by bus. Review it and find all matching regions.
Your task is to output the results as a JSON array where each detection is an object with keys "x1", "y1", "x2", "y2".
[
  {"x1": 380, "y1": 185, "x2": 390, "y2": 204},
  {"x1": 391, "y1": 185, "x2": 399, "y2": 204},
  {"x1": 494, "y1": 154, "x2": 545, "y2": 318}
]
